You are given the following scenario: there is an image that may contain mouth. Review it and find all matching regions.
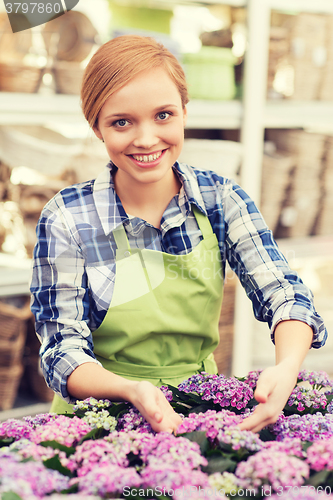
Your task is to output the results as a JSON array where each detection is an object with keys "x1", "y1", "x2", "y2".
[{"x1": 129, "y1": 149, "x2": 166, "y2": 167}]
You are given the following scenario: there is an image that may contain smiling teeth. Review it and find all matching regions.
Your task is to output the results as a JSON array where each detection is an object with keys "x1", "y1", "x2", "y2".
[{"x1": 132, "y1": 151, "x2": 162, "y2": 162}]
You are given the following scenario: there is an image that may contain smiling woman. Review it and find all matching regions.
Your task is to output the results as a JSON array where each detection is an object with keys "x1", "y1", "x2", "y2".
[{"x1": 30, "y1": 35, "x2": 327, "y2": 437}]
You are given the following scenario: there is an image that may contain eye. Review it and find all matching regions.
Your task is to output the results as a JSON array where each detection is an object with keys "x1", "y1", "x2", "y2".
[
  {"x1": 157, "y1": 111, "x2": 171, "y2": 121},
  {"x1": 113, "y1": 119, "x2": 129, "y2": 128}
]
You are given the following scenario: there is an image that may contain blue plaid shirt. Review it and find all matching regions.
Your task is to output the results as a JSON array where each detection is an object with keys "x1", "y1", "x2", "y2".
[{"x1": 30, "y1": 162, "x2": 327, "y2": 402}]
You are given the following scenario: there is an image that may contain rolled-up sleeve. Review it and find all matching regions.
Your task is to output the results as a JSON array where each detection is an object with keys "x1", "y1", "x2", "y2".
[
  {"x1": 220, "y1": 180, "x2": 327, "y2": 349},
  {"x1": 30, "y1": 197, "x2": 101, "y2": 403}
]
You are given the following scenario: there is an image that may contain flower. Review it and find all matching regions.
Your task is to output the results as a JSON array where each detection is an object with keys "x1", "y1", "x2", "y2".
[
  {"x1": 0, "y1": 454, "x2": 70, "y2": 499},
  {"x1": 263, "y1": 438, "x2": 305, "y2": 458},
  {"x1": 82, "y1": 409, "x2": 117, "y2": 431},
  {"x1": 306, "y1": 438, "x2": 333, "y2": 471},
  {"x1": 287, "y1": 386, "x2": 327, "y2": 412},
  {"x1": 208, "y1": 471, "x2": 239, "y2": 495},
  {"x1": 0, "y1": 418, "x2": 33, "y2": 440},
  {"x1": 23, "y1": 413, "x2": 58, "y2": 429},
  {"x1": 178, "y1": 372, "x2": 254, "y2": 411},
  {"x1": 73, "y1": 397, "x2": 112, "y2": 412},
  {"x1": 177, "y1": 409, "x2": 245, "y2": 441},
  {"x1": 298, "y1": 370, "x2": 333, "y2": 389},
  {"x1": 146, "y1": 432, "x2": 207, "y2": 470},
  {"x1": 30, "y1": 415, "x2": 91, "y2": 447},
  {"x1": 116, "y1": 406, "x2": 153, "y2": 433},
  {"x1": 242, "y1": 370, "x2": 263, "y2": 389},
  {"x1": 140, "y1": 464, "x2": 209, "y2": 491},
  {"x1": 217, "y1": 427, "x2": 263, "y2": 452},
  {"x1": 235, "y1": 450, "x2": 309, "y2": 494},
  {"x1": 271, "y1": 413, "x2": 333, "y2": 442},
  {"x1": 73, "y1": 463, "x2": 141, "y2": 496}
]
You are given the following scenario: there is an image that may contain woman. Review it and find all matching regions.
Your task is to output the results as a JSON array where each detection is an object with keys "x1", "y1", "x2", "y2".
[{"x1": 30, "y1": 35, "x2": 327, "y2": 434}]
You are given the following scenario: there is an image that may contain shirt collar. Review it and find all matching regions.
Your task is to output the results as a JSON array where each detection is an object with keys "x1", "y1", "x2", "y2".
[{"x1": 92, "y1": 161, "x2": 207, "y2": 236}]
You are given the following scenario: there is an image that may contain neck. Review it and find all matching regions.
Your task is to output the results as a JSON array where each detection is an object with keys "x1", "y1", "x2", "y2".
[{"x1": 113, "y1": 168, "x2": 181, "y2": 227}]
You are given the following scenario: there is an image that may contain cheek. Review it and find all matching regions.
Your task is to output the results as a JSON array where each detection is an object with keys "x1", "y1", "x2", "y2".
[{"x1": 164, "y1": 124, "x2": 184, "y2": 146}]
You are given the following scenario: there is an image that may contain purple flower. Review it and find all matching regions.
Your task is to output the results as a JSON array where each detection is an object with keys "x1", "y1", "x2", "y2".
[
  {"x1": 263, "y1": 438, "x2": 305, "y2": 458},
  {"x1": 298, "y1": 370, "x2": 333, "y2": 389},
  {"x1": 271, "y1": 413, "x2": 333, "y2": 442},
  {"x1": 73, "y1": 463, "x2": 141, "y2": 496},
  {"x1": 30, "y1": 415, "x2": 91, "y2": 447},
  {"x1": 146, "y1": 432, "x2": 207, "y2": 469},
  {"x1": 23, "y1": 413, "x2": 58, "y2": 429},
  {"x1": 306, "y1": 438, "x2": 333, "y2": 471},
  {"x1": 0, "y1": 455, "x2": 70, "y2": 498},
  {"x1": 242, "y1": 370, "x2": 263, "y2": 389},
  {"x1": 177, "y1": 409, "x2": 246, "y2": 441},
  {"x1": 141, "y1": 464, "x2": 210, "y2": 491},
  {"x1": 217, "y1": 427, "x2": 263, "y2": 452},
  {"x1": 116, "y1": 405, "x2": 154, "y2": 433},
  {"x1": 235, "y1": 450, "x2": 309, "y2": 494},
  {"x1": 287, "y1": 386, "x2": 327, "y2": 412},
  {"x1": 178, "y1": 372, "x2": 254, "y2": 411}
]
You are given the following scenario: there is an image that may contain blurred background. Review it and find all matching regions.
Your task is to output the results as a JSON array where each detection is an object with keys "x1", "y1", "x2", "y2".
[{"x1": 0, "y1": 0, "x2": 332, "y2": 417}]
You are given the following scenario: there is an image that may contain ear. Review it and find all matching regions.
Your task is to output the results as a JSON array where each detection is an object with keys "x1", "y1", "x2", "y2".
[
  {"x1": 93, "y1": 125, "x2": 103, "y2": 141},
  {"x1": 182, "y1": 106, "x2": 188, "y2": 128}
]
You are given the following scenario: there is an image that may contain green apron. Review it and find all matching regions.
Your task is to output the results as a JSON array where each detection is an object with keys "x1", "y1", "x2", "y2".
[{"x1": 51, "y1": 206, "x2": 223, "y2": 413}]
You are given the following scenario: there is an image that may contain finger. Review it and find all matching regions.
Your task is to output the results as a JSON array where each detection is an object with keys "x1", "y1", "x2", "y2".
[{"x1": 254, "y1": 375, "x2": 276, "y2": 404}]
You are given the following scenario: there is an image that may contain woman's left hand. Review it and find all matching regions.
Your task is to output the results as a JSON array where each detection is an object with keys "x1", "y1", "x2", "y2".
[{"x1": 238, "y1": 361, "x2": 297, "y2": 433}]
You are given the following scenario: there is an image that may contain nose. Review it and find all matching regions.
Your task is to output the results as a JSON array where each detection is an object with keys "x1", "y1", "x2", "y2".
[{"x1": 132, "y1": 122, "x2": 159, "y2": 150}]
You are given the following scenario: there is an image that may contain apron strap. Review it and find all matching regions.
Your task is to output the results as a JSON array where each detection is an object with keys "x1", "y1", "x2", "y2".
[
  {"x1": 192, "y1": 205, "x2": 214, "y2": 240},
  {"x1": 112, "y1": 223, "x2": 131, "y2": 252}
]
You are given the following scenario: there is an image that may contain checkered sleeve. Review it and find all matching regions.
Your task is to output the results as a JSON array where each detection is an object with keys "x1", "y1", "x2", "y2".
[
  {"x1": 219, "y1": 179, "x2": 327, "y2": 349},
  {"x1": 30, "y1": 194, "x2": 101, "y2": 403}
]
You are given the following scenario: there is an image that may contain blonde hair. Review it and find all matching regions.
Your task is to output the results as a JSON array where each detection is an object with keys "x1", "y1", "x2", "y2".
[{"x1": 81, "y1": 35, "x2": 189, "y2": 128}]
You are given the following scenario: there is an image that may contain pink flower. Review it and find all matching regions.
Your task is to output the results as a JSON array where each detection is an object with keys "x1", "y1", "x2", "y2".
[
  {"x1": 30, "y1": 415, "x2": 91, "y2": 447},
  {"x1": 306, "y1": 438, "x2": 333, "y2": 471},
  {"x1": 235, "y1": 450, "x2": 309, "y2": 494}
]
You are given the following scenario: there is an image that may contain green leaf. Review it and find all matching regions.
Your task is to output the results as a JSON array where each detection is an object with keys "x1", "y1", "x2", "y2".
[
  {"x1": 1, "y1": 492, "x2": 23, "y2": 500},
  {"x1": 302, "y1": 441, "x2": 313, "y2": 453},
  {"x1": 202, "y1": 456, "x2": 237, "y2": 474},
  {"x1": 78, "y1": 427, "x2": 106, "y2": 444},
  {"x1": 259, "y1": 428, "x2": 276, "y2": 442},
  {"x1": 180, "y1": 431, "x2": 210, "y2": 455},
  {"x1": 60, "y1": 483, "x2": 79, "y2": 495},
  {"x1": 39, "y1": 440, "x2": 75, "y2": 457},
  {"x1": 108, "y1": 402, "x2": 130, "y2": 417},
  {"x1": 43, "y1": 455, "x2": 73, "y2": 477},
  {"x1": 307, "y1": 470, "x2": 330, "y2": 487},
  {"x1": 0, "y1": 438, "x2": 14, "y2": 448}
]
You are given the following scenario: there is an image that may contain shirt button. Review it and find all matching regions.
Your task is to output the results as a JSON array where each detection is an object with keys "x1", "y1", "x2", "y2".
[{"x1": 124, "y1": 251, "x2": 131, "y2": 257}]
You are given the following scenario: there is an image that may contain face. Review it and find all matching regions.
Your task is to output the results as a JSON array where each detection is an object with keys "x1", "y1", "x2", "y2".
[{"x1": 94, "y1": 67, "x2": 187, "y2": 190}]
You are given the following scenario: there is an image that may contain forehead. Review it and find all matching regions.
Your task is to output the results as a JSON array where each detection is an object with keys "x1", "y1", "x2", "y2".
[{"x1": 102, "y1": 67, "x2": 182, "y2": 112}]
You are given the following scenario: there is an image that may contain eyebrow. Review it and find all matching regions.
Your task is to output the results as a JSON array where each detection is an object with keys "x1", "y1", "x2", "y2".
[{"x1": 102, "y1": 104, "x2": 179, "y2": 122}]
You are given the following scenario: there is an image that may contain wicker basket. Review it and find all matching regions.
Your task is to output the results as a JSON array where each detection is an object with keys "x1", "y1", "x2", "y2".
[
  {"x1": 53, "y1": 61, "x2": 84, "y2": 94},
  {"x1": 0, "y1": 330, "x2": 26, "y2": 367},
  {"x1": 0, "y1": 61, "x2": 43, "y2": 93},
  {"x1": 0, "y1": 297, "x2": 32, "y2": 341},
  {"x1": 0, "y1": 363, "x2": 24, "y2": 410},
  {"x1": 43, "y1": 11, "x2": 98, "y2": 63}
]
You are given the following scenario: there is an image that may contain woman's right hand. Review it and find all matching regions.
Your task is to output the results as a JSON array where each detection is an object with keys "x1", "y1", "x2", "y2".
[{"x1": 129, "y1": 380, "x2": 182, "y2": 433}]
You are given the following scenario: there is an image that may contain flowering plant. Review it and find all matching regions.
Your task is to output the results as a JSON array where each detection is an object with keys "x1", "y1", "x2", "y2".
[{"x1": 1, "y1": 369, "x2": 333, "y2": 500}]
